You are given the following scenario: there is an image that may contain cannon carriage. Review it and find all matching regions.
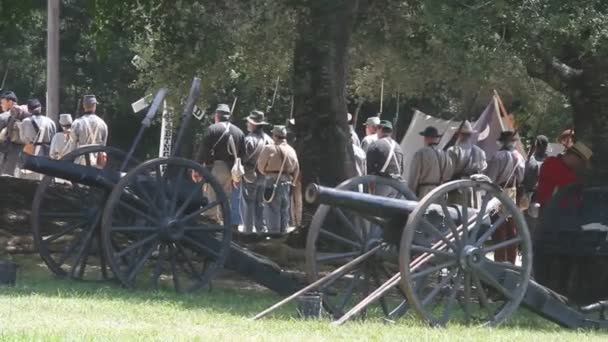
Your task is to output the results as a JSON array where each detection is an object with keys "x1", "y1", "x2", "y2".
[
  {"x1": 21, "y1": 77, "x2": 608, "y2": 329},
  {"x1": 254, "y1": 175, "x2": 608, "y2": 329},
  {"x1": 24, "y1": 78, "x2": 299, "y2": 295}
]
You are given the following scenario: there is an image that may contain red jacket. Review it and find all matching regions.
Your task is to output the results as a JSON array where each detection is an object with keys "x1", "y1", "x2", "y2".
[{"x1": 535, "y1": 155, "x2": 579, "y2": 206}]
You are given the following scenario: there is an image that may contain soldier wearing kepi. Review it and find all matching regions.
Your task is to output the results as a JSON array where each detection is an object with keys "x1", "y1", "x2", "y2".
[
  {"x1": 240, "y1": 110, "x2": 272, "y2": 234},
  {"x1": 485, "y1": 131, "x2": 525, "y2": 263},
  {"x1": 21, "y1": 99, "x2": 57, "y2": 157},
  {"x1": 50, "y1": 114, "x2": 76, "y2": 160},
  {"x1": 408, "y1": 126, "x2": 453, "y2": 198},
  {"x1": 366, "y1": 120, "x2": 403, "y2": 178},
  {"x1": 257, "y1": 125, "x2": 299, "y2": 234},
  {"x1": 361, "y1": 116, "x2": 380, "y2": 153},
  {"x1": 196, "y1": 104, "x2": 245, "y2": 227},
  {"x1": 71, "y1": 95, "x2": 108, "y2": 147}
]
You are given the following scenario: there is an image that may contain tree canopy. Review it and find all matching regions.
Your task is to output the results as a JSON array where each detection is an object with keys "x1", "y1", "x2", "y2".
[{"x1": 1, "y1": 0, "x2": 606, "y2": 177}]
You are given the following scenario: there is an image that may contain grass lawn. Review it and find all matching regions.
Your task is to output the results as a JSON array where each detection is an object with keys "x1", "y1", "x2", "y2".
[{"x1": 0, "y1": 255, "x2": 606, "y2": 341}]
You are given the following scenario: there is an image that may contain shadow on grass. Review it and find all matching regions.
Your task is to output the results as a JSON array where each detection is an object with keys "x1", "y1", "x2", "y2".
[{"x1": 0, "y1": 255, "x2": 585, "y2": 333}]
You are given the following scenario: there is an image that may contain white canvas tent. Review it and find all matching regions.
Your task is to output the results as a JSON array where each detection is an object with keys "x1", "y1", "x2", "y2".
[{"x1": 399, "y1": 110, "x2": 462, "y2": 180}]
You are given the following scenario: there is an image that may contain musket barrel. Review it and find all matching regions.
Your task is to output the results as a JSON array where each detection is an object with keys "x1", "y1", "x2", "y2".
[{"x1": 20, "y1": 154, "x2": 119, "y2": 189}]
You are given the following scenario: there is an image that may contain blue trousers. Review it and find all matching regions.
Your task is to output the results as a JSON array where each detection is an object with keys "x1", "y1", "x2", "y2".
[
  {"x1": 264, "y1": 181, "x2": 291, "y2": 233},
  {"x1": 240, "y1": 177, "x2": 267, "y2": 233}
]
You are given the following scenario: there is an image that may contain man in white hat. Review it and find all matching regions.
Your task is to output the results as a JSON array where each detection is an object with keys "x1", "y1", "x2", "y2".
[
  {"x1": 447, "y1": 120, "x2": 487, "y2": 179},
  {"x1": 71, "y1": 95, "x2": 108, "y2": 148},
  {"x1": 50, "y1": 114, "x2": 76, "y2": 160},
  {"x1": 240, "y1": 110, "x2": 273, "y2": 234},
  {"x1": 257, "y1": 125, "x2": 299, "y2": 234},
  {"x1": 361, "y1": 116, "x2": 381, "y2": 153},
  {"x1": 195, "y1": 104, "x2": 245, "y2": 228}
]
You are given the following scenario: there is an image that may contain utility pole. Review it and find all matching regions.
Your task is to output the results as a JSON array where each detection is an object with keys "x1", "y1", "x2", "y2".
[{"x1": 47, "y1": 0, "x2": 60, "y2": 122}]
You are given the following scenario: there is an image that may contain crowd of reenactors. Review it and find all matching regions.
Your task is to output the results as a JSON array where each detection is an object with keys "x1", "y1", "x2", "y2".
[
  {"x1": 0, "y1": 90, "x2": 107, "y2": 179},
  {"x1": 0, "y1": 89, "x2": 594, "y2": 244}
]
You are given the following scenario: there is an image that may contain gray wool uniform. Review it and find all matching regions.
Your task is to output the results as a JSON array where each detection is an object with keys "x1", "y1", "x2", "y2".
[
  {"x1": 485, "y1": 147, "x2": 525, "y2": 189},
  {"x1": 21, "y1": 115, "x2": 57, "y2": 157},
  {"x1": 240, "y1": 130, "x2": 272, "y2": 233},
  {"x1": 71, "y1": 113, "x2": 108, "y2": 147},
  {"x1": 49, "y1": 132, "x2": 76, "y2": 160},
  {"x1": 408, "y1": 145, "x2": 454, "y2": 198},
  {"x1": 447, "y1": 142, "x2": 487, "y2": 179}
]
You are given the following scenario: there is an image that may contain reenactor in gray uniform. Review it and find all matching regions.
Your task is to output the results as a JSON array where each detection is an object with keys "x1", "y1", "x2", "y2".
[
  {"x1": 361, "y1": 116, "x2": 380, "y2": 152},
  {"x1": 408, "y1": 126, "x2": 453, "y2": 198},
  {"x1": 366, "y1": 120, "x2": 403, "y2": 178},
  {"x1": 196, "y1": 104, "x2": 245, "y2": 227},
  {"x1": 71, "y1": 95, "x2": 108, "y2": 147},
  {"x1": 448, "y1": 120, "x2": 487, "y2": 179},
  {"x1": 0, "y1": 91, "x2": 31, "y2": 176},
  {"x1": 21, "y1": 99, "x2": 57, "y2": 157},
  {"x1": 484, "y1": 131, "x2": 525, "y2": 263},
  {"x1": 257, "y1": 125, "x2": 299, "y2": 234},
  {"x1": 50, "y1": 114, "x2": 76, "y2": 160},
  {"x1": 240, "y1": 110, "x2": 272, "y2": 234}
]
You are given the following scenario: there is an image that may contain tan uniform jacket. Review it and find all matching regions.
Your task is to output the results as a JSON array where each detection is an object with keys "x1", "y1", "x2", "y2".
[
  {"x1": 408, "y1": 145, "x2": 453, "y2": 195},
  {"x1": 257, "y1": 141, "x2": 299, "y2": 181}
]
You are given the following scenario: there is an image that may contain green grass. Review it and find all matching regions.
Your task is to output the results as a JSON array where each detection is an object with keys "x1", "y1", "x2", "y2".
[{"x1": 0, "y1": 256, "x2": 606, "y2": 341}]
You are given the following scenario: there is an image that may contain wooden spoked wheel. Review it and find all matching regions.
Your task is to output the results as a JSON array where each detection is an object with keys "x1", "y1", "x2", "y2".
[
  {"x1": 306, "y1": 175, "x2": 416, "y2": 320},
  {"x1": 31, "y1": 145, "x2": 137, "y2": 281},
  {"x1": 101, "y1": 157, "x2": 232, "y2": 292},
  {"x1": 399, "y1": 180, "x2": 532, "y2": 326}
]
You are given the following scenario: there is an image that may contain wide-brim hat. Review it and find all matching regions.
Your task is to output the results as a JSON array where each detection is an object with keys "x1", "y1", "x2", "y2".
[
  {"x1": 498, "y1": 130, "x2": 517, "y2": 142},
  {"x1": 567, "y1": 141, "x2": 593, "y2": 164},
  {"x1": 459, "y1": 120, "x2": 476, "y2": 134},
  {"x1": 245, "y1": 110, "x2": 268, "y2": 125},
  {"x1": 215, "y1": 103, "x2": 231, "y2": 114},
  {"x1": 419, "y1": 126, "x2": 442, "y2": 138},
  {"x1": 364, "y1": 116, "x2": 381, "y2": 126},
  {"x1": 59, "y1": 113, "x2": 73, "y2": 126}
]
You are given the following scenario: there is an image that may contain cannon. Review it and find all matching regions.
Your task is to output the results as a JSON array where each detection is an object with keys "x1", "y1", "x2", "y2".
[
  {"x1": 255, "y1": 176, "x2": 608, "y2": 329},
  {"x1": 25, "y1": 78, "x2": 300, "y2": 295}
]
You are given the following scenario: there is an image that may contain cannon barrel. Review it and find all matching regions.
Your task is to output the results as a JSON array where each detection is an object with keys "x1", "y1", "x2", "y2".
[
  {"x1": 306, "y1": 183, "x2": 467, "y2": 224},
  {"x1": 21, "y1": 153, "x2": 119, "y2": 188}
]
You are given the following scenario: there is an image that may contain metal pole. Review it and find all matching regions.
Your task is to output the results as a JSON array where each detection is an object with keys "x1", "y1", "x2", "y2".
[{"x1": 47, "y1": 0, "x2": 60, "y2": 122}]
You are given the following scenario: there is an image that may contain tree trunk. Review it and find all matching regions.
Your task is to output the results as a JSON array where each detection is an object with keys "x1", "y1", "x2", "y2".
[
  {"x1": 292, "y1": 1, "x2": 359, "y2": 226},
  {"x1": 568, "y1": 58, "x2": 608, "y2": 184}
]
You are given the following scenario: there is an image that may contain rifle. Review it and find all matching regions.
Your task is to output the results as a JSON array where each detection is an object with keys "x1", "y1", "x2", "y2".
[
  {"x1": 0, "y1": 69, "x2": 8, "y2": 91},
  {"x1": 392, "y1": 90, "x2": 400, "y2": 139},
  {"x1": 231, "y1": 96, "x2": 238, "y2": 114},
  {"x1": 266, "y1": 76, "x2": 280, "y2": 114},
  {"x1": 379, "y1": 78, "x2": 384, "y2": 114}
]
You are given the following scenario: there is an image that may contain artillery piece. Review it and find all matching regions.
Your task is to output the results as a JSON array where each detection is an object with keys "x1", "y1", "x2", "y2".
[
  {"x1": 255, "y1": 176, "x2": 608, "y2": 329},
  {"x1": 24, "y1": 78, "x2": 299, "y2": 295}
]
